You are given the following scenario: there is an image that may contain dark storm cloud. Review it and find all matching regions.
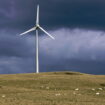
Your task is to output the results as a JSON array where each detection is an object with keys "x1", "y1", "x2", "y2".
[
  {"x1": 38, "y1": 0, "x2": 105, "y2": 30},
  {"x1": 0, "y1": 0, "x2": 35, "y2": 29},
  {"x1": 1, "y1": 0, "x2": 105, "y2": 30},
  {"x1": 0, "y1": 56, "x2": 34, "y2": 74},
  {"x1": 0, "y1": 30, "x2": 34, "y2": 57},
  {"x1": 0, "y1": 30, "x2": 35, "y2": 74},
  {"x1": 0, "y1": 0, "x2": 105, "y2": 74}
]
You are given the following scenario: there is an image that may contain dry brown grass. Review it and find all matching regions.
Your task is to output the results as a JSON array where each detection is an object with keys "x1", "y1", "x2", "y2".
[{"x1": 0, "y1": 71, "x2": 105, "y2": 105}]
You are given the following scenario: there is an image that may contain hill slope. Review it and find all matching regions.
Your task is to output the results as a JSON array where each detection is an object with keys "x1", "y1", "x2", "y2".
[{"x1": 0, "y1": 71, "x2": 105, "y2": 105}]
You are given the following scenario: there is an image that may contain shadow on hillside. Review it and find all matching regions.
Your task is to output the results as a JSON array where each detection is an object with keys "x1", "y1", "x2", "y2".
[
  {"x1": 53, "y1": 72, "x2": 83, "y2": 75},
  {"x1": 100, "y1": 83, "x2": 105, "y2": 87}
]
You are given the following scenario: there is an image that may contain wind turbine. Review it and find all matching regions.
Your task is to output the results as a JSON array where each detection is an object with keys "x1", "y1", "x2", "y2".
[{"x1": 20, "y1": 5, "x2": 55, "y2": 73}]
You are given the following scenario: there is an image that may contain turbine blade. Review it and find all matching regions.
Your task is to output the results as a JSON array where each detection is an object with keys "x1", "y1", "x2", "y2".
[
  {"x1": 20, "y1": 27, "x2": 36, "y2": 35},
  {"x1": 36, "y1": 5, "x2": 39, "y2": 25},
  {"x1": 39, "y1": 26, "x2": 55, "y2": 40}
]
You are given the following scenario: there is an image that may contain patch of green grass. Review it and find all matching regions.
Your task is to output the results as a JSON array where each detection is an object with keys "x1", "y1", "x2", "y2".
[{"x1": 0, "y1": 71, "x2": 105, "y2": 105}]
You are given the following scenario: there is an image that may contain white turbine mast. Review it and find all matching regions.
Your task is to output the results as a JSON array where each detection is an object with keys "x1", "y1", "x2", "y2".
[{"x1": 20, "y1": 5, "x2": 55, "y2": 73}]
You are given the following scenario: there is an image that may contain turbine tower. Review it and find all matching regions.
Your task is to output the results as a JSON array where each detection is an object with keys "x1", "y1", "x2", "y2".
[{"x1": 20, "y1": 5, "x2": 55, "y2": 73}]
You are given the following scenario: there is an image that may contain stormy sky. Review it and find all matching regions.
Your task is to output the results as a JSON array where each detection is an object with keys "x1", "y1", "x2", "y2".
[{"x1": 0, "y1": 0, "x2": 105, "y2": 74}]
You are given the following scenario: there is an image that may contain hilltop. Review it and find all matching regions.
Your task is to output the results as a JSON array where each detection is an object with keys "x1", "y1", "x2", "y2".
[{"x1": 0, "y1": 71, "x2": 105, "y2": 105}]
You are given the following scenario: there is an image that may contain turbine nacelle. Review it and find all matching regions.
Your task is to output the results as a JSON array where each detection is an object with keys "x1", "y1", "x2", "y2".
[{"x1": 36, "y1": 24, "x2": 40, "y2": 29}]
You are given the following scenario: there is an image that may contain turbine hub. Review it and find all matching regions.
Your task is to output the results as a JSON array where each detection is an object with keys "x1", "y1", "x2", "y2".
[{"x1": 36, "y1": 24, "x2": 40, "y2": 29}]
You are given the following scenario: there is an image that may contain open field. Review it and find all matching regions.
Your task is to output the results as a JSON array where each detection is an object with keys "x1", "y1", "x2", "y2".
[{"x1": 0, "y1": 71, "x2": 105, "y2": 105}]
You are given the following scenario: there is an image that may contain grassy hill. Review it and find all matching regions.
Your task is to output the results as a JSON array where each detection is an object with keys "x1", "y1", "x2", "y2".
[{"x1": 0, "y1": 71, "x2": 105, "y2": 105}]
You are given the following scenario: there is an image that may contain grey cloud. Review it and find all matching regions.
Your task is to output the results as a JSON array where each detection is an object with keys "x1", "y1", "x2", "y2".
[
  {"x1": 39, "y1": 28, "x2": 105, "y2": 74},
  {"x1": 0, "y1": 28, "x2": 105, "y2": 74},
  {"x1": 40, "y1": 28, "x2": 105, "y2": 61}
]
